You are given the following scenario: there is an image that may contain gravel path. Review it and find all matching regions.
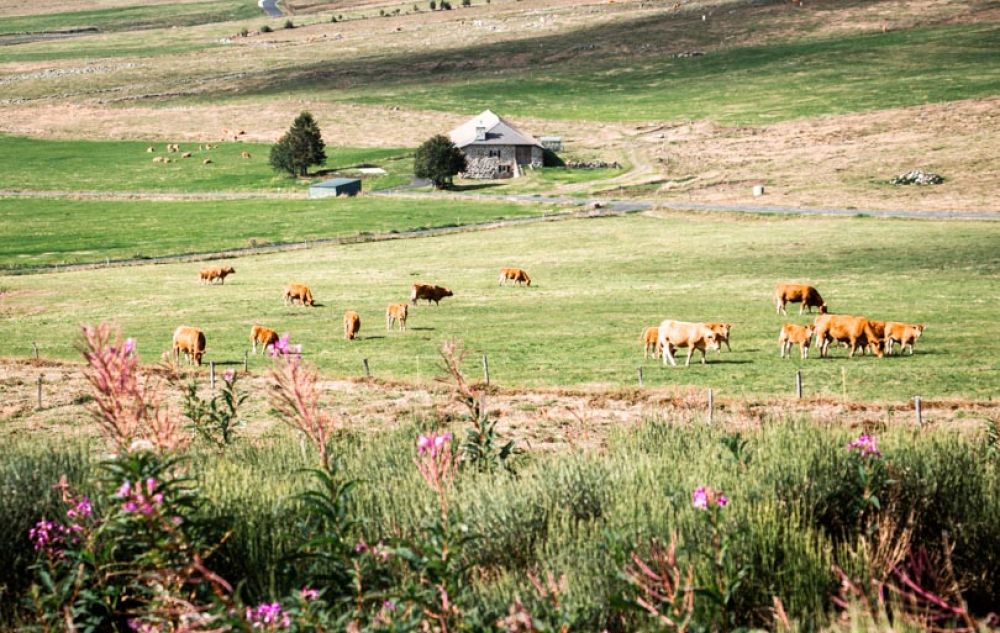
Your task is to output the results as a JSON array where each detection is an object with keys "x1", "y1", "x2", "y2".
[{"x1": 259, "y1": 0, "x2": 282, "y2": 17}]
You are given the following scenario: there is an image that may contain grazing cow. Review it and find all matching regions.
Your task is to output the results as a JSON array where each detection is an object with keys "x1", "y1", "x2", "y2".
[
  {"x1": 153, "y1": 156, "x2": 165, "y2": 163},
  {"x1": 641, "y1": 326, "x2": 660, "y2": 359},
  {"x1": 284, "y1": 283, "x2": 315, "y2": 306},
  {"x1": 199, "y1": 266, "x2": 235, "y2": 284},
  {"x1": 704, "y1": 322, "x2": 733, "y2": 352},
  {"x1": 203, "y1": 158, "x2": 213, "y2": 165},
  {"x1": 250, "y1": 325, "x2": 279, "y2": 354},
  {"x1": 172, "y1": 326, "x2": 206, "y2": 366},
  {"x1": 813, "y1": 314, "x2": 884, "y2": 358},
  {"x1": 499, "y1": 267, "x2": 532, "y2": 286},
  {"x1": 344, "y1": 311, "x2": 361, "y2": 340},
  {"x1": 386, "y1": 303, "x2": 408, "y2": 331},
  {"x1": 778, "y1": 323, "x2": 815, "y2": 359},
  {"x1": 657, "y1": 320, "x2": 721, "y2": 367},
  {"x1": 774, "y1": 283, "x2": 827, "y2": 315},
  {"x1": 181, "y1": 151, "x2": 192, "y2": 158},
  {"x1": 411, "y1": 283, "x2": 453, "y2": 306},
  {"x1": 146, "y1": 146, "x2": 155, "y2": 153},
  {"x1": 885, "y1": 322, "x2": 925, "y2": 355},
  {"x1": 241, "y1": 151, "x2": 251, "y2": 159}
]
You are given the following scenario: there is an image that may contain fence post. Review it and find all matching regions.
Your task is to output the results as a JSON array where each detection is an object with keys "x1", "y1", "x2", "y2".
[
  {"x1": 244, "y1": 350, "x2": 249, "y2": 373},
  {"x1": 482, "y1": 353, "x2": 490, "y2": 386},
  {"x1": 707, "y1": 388, "x2": 714, "y2": 425},
  {"x1": 363, "y1": 358, "x2": 371, "y2": 378},
  {"x1": 914, "y1": 395, "x2": 922, "y2": 427},
  {"x1": 795, "y1": 370, "x2": 802, "y2": 399},
  {"x1": 37, "y1": 375, "x2": 43, "y2": 409},
  {"x1": 210, "y1": 362, "x2": 216, "y2": 393},
  {"x1": 637, "y1": 366, "x2": 644, "y2": 387},
  {"x1": 32, "y1": 342, "x2": 39, "y2": 359}
]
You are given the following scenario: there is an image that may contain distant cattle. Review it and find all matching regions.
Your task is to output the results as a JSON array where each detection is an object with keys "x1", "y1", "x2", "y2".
[
  {"x1": 813, "y1": 314, "x2": 884, "y2": 358},
  {"x1": 885, "y1": 322, "x2": 925, "y2": 355},
  {"x1": 386, "y1": 303, "x2": 408, "y2": 331},
  {"x1": 167, "y1": 144, "x2": 179, "y2": 153},
  {"x1": 344, "y1": 311, "x2": 361, "y2": 340},
  {"x1": 641, "y1": 326, "x2": 660, "y2": 359},
  {"x1": 704, "y1": 322, "x2": 733, "y2": 352},
  {"x1": 284, "y1": 283, "x2": 315, "y2": 307},
  {"x1": 172, "y1": 326, "x2": 206, "y2": 366},
  {"x1": 199, "y1": 266, "x2": 235, "y2": 284},
  {"x1": 203, "y1": 158, "x2": 213, "y2": 165},
  {"x1": 657, "y1": 320, "x2": 720, "y2": 367},
  {"x1": 250, "y1": 325, "x2": 279, "y2": 354},
  {"x1": 181, "y1": 151, "x2": 192, "y2": 158},
  {"x1": 499, "y1": 267, "x2": 531, "y2": 286},
  {"x1": 146, "y1": 146, "x2": 155, "y2": 153},
  {"x1": 774, "y1": 283, "x2": 827, "y2": 315},
  {"x1": 778, "y1": 323, "x2": 815, "y2": 359},
  {"x1": 241, "y1": 151, "x2": 251, "y2": 159},
  {"x1": 411, "y1": 283, "x2": 453, "y2": 306}
]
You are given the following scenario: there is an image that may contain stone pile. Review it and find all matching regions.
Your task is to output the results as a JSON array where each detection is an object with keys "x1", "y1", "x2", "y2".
[
  {"x1": 566, "y1": 160, "x2": 621, "y2": 169},
  {"x1": 890, "y1": 170, "x2": 944, "y2": 185}
]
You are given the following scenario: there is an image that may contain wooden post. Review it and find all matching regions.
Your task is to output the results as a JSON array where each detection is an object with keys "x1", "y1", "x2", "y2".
[
  {"x1": 795, "y1": 370, "x2": 802, "y2": 399},
  {"x1": 914, "y1": 396, "x2": 922, "y2": 427},
  {"x1": 707, "y1": 388, "x2": 714, "y2": 425},
  {"x1": 637, "y1": 366, "x2": 644, "y2": 387},
  {"x1": 32, "y1": 342, "x2": 38, "y2": 359},
  {"x1": 36, "y1": 375, "x2": 42, "y2": 409},
  {"x1": 363, "y1": 358, "x2": 371, "y2": 378},
  {"x1": 482, "y1": 353, "x2": 490, "y2": 386},
  {"x1": 841, "y1": 366, "x2": 847, "y2": 401},
  {"x1": 243, "y1": 350, "x2": 248, "y2": 373},
  {"x1": 210, "y1": 361, "x2": 216, "y2": 392}
]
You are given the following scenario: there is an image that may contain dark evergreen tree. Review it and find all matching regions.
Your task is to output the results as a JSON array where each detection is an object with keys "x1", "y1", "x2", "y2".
[
  {"x1": 413, "y1": 134, "x2": 467, "y2": 189},
  {"x1": 269, "y1": 112, "x2": 326, "y2": 178}
]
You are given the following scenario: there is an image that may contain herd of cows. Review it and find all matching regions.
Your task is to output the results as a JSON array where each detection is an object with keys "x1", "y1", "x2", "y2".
[
  {"x1": 174, "y1": 270, "x2": 925, "y2": 370},
  {"x1": 640, "y1": 283, "x2": 925, "y2": 367}
]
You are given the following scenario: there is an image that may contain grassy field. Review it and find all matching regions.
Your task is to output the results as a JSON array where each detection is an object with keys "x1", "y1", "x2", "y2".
[
  {"x1": 2, "y1": 213, "x2": 997, "y2": 401},
  {"x1": 0, "y1": 196, "x2": 545, "y2": 268},
  {"x1": 299, "y1": 24, "x2": 1000, "y2": 124},
  {"x1": 0, "y1": 0, "x2": 258, "y2": 34},
  {"x1": 0, "y1": 136, "x2": 411, "y2": 193}
]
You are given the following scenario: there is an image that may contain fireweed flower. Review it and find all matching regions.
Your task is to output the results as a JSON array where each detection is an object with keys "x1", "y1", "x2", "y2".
[
  {"x1": 223, "y1": 369, "x2": 235, "y2": 383},
  {"x1": 269, "y1": 334, "x2": 302, "y2": 360},
  {"x1": 692, "y1": 486, "x2": 728, "y2": 510},
  {"x1": 123, "y1": 338, "x2": 136, "y2": 356},
  {"x1": 116, "y1": 479, "x2": 165, "y2": 515},
  {"x1": 417, "y1": 432, "x2": 453, "y2": 457},
  {"x1": 246, "y1": 602, "x2": 291, "y2": 629},
  {"x1": 66, "y1": 496, "x2": 92, "y2": 520},
  {"x1": 300, "y1": 587, "x2": 320, "y2": 601},
  {"x1": 691, "y1": 486, "x2": 709, "y2": 510},
  {"x1": 847, "y1": 433, "x2": 882, "y2": 458},
  {"x1": 29, "y1": 519, "x2": 63, "y2": 553}
]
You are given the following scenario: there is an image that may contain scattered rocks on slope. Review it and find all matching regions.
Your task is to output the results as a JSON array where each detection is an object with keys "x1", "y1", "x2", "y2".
[
  {"x1": 890, "y1": 170, "x2": 944, "y2": 186},
  {"x1": 565, "y1": 160, "x2": 622, "y2": 169}
]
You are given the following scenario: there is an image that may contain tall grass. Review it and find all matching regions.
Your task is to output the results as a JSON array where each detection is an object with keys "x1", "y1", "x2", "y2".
[{"x1": 3, "y1": 417, "x2": 997, "y2": 628}]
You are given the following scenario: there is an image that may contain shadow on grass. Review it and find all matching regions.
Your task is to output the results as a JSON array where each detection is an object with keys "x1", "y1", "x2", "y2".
[{"x1": 449, "y1": 183, "x2": 505, "y2": 192}]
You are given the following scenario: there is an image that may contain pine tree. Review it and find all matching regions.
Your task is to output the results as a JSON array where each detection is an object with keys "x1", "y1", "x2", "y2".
[
  {"x1": 413, "y1": 134, "x2": 467, "y2": 189},
  {"x1": 269, "y1": 112, "x2": 327, "y2": 178}
]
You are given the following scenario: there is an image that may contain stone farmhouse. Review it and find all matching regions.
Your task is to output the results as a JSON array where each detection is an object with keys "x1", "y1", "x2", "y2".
[{"x1": 449, "y1": 110, "x2": 544, "y2": 179}]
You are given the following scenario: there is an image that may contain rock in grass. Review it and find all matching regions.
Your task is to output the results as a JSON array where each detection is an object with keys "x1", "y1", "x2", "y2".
[{"x1": 890, "y1": 170, "x2": 944, "y2": 185}]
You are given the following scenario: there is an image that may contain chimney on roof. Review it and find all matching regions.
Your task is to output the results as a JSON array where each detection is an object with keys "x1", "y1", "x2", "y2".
[{"x1": 475, "y1": 126, "x2": 486, "y2": 142}]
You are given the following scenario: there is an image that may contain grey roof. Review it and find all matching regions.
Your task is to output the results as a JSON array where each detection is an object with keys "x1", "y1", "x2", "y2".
[
  {"x1": 311, "y1": 177, "x2": 361, "y2": 188},
  {"x1": 449, "y1": 110, "x2": 542, "y2": 148}
]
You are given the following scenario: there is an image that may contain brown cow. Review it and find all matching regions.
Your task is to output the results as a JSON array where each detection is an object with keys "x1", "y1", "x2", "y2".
[
  {"x1": 284, "y1": 283, "x2": 315, "y2": 307},
  {"x1": 199, "y1": 266, "x2": 235, "y2": 284},
  {"x1": 386, "y1": 303, "x2": 408, "y2": 331},
  {"x1": 172, "y1": 326, "x2": 206, "y2": 366},
  {"x1": 813, "y1": 314, "x2": 884, "y2": 358},
  {"x1": 344, "y1": 311, "x2": 361, "y2": 340},
  {"x1": 250, "y1": 325, "x2": 279, "y2": 355},
  {"x1": 641, "y1": 326, "x2": 660, "y2": 359},
  {"x1": 774, "y1": 283, "x2": 827, "y2": 315},
  {"x1": 499, "y1": 267, "x2": 532, "y2": 286},
  {"x1": 885, "y1": 322, "x2": 925, "y2": 355},
  {"x1": 778, "y1": 323, "x2": 815, "y2": 359},
  {"x1": 411, "y1": 283, "x2": 453, "y2": 306},
  {"x1": 657, "y1": 320, "x2": 720, "y2": 367},
  {"x1": 704, "y1": 322, "x2": 733, "y2": 352}
]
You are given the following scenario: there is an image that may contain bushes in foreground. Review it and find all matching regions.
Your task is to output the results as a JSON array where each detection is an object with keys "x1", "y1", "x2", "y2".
[{"x1": 1, "y1": 325, "x2": 998, "y2": 630}]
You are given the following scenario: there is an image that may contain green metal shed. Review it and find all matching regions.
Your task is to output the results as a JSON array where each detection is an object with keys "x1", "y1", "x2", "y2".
[{"x1": 309, "y1": 177, "x2": 362, "y2": 199}]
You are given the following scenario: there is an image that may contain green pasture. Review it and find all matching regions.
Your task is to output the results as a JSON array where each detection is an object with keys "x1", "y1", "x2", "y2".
[
  {"x1": 2, "y1": 213, "x2": 998, "y2": 401},
  {"x1": 325, "y1": 24, "x2": 1000, "y2": 123},
  {"x1": 0, "y1": 196, "x2": 544, "y2": 268},
  {"x1": 0, "y1": 136, "x2": 411, "y2": 193},
  {"x1": 0, "y1": 0, "x2": 259, "y2": 35}
]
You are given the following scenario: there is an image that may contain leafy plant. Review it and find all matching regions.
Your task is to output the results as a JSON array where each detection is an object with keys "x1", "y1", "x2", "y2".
[
  {"x1": 270, "y1": 112, "x2": 326, "y2": 178},
  {"x1": 180, "y1": 371, "x2": 247, "y2": 448}
]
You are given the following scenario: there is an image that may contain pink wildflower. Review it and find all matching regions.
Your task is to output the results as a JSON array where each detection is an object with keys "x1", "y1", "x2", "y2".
[
  {"x1": 417, "y1": 435, "x2": 432, "y2": 455},
  {"x1": 28, "y1": 519, "x2": 62, "y2": 552},
  {"x1": 116, "y1": 481, "x2": 132, "y2": 498},
  {"x1": 246, "y1": 602, "x2": 290, "y2": 629},
  {"x1": 223, "y1": 369, "x2": 235, "y2": 383},
  {"x1": 691, "y1": 486, "x2": 708, "y2": 510},
  {"x1": 300, "y1": 587, "x2": 320, "y2": 601},
  {"x1": 717, "y1": 494, "x2": 729, "y2": 508},
  {"x1": 66, "y1": 496, "x2": 92, "y2": 520},
  {"x1": 123, "y1": 338, "x2": 136, "y2": 356},
  {"x1": 847, "y1": 433, "x2": 882, "y2": 458}
]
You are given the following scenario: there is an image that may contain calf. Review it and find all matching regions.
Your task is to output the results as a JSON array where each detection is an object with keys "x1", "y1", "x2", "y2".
[
  {"x1": 774, "y1": 283, "x2": 827, "y2": 315},
  {"x1": 641, "y1": 326, "x2": 660, "y2": 359},
  {"x1": 172, "y1": 326, "x2": 206, "y2": 366},
  {"x1": 657, "y1": 320, "x2": 720, "y2": 367},
  {"x1": 284, "y1": 283, "x2": 315, "y2": 307},
  {"x1": 386, "y1": 303, "x2": 408, "y2": 331},
  {"x1": 884, "y1": 322, "x2": 925, "y2": 355},
  {"x1": 411, "y1": 283, "x2": 453, "y2": 306},
  {"x1": 344, "y1": 310, "x2": 361, "y2": 340},
  {"x1": 250, "y1": 325, "x2": 279, "y2": 355},
  {"x1": 499, "y1": 267, "x2": 532, "y2": 286},
  {"x1": 199, "y1": 266, "x2": 235, "y2": 284},
  {"x1": 778, "y1": 323, "x2": 815, "y2": 359},
  {"x1": 813, "y1": 314, "x2": 884, "y2": 358},
  {"x1": 704, "y1": 322, "x2": 733, "y2": 352}
]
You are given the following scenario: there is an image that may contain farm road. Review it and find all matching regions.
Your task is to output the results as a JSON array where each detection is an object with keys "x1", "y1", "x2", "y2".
[{"x1": 258, "y1": 0, "x2": 282, "y2": 17}]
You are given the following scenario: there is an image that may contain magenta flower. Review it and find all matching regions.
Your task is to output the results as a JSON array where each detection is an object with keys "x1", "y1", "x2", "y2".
[
  {"x1": 123, "y1": 338, "x2": 136, "y2": 356},
  {"x1": 717, "y1": 494, "x2": 729, "y2": 508},
  {"x1": 383, "y1": 599, "x2": 396, "y2": 611},
  {"x1": 847, "y1": 433, "x2": 882, "y2": 458},
  {"x1": 28, "y1": 519, "x2": 62, "y2": 552},
  {"x1": 223, "y1": 368, "x2": 235, "y2": 383},
  {"x1": 269, "y1": 333, "x2": 302, "y2": 360},
  {"x1": 417, "y1": 435, "x2": 432, "y2": 455},
  {"x1": 354, "y1": 540, "x2": 369, "y2": 554},
  {"x1": 66, "y1": 496, "x2": 92, "y2": 520},
  {"x1": 300, "y1": 587, "x2": 320, "y2": 601},
  {"x1": 417, "y1": 432, "x2": 453, "y2": 457},
  {"x1": 246, "y1": 602, "x2": 291, "y2": 629},
  {"x1": 116, "y1": 481, "x2": 132, "y2": 498},
  {"x1": 692, "y1": 485, "x2": 728, "y2": 510}
]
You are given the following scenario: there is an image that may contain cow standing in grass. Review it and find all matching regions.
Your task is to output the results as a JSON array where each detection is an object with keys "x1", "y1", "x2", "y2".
[
  {"x1": 173, "y1": 326, "x2": 206, "y2": 366},
  {"x1": 657, "y1": 320, "x2": 720, "y2": 367},
  {"x1": 774, "y1": 283, "x2": 827, "y2": 315},
  {"x1": 344, "y1": 311, "x2": 361, "y2": 340}
]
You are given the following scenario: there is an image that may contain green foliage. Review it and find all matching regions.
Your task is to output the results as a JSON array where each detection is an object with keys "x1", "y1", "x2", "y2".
[
  {"x1": 180, "y1": 374, "x2": 247, "y2": 448},
  {"x1": 269, "y1": 112, "x2": 326, "y2": 177},
  {"x1": 261, "y1": 24, "x2": 273, "y2": 32},
  {"x1": 0, "y1": 0, "x2": 258, "y2": 35},
  {"x1": 284, "y1": 19, "x2": 295, "y2": 29},
  {"x1": 413, "y1": 134, "x2": 466, "y2": 189}
]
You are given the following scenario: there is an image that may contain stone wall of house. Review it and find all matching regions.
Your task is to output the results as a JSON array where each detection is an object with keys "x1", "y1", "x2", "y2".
[{"x1": 460, "y1": 144, "x2": 542, "y2": 179}]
